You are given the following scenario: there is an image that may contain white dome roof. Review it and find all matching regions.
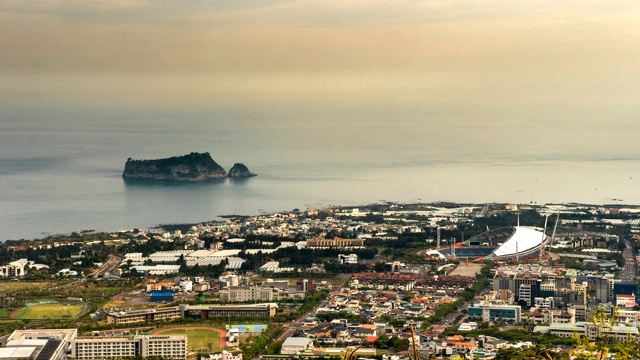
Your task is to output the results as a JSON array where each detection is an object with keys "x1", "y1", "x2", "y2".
[{"x1": 490, "y1": 226, "x2": 546, "y2": 258}]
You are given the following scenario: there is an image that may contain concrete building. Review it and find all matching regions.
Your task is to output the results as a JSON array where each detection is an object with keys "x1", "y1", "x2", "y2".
[
  {"x1": 186, "y1": 303, "x2": 278, "y2": 318},
  {"x1": 280, "y1": 337, "x2": 313, "y2": 354},
  {"x1": 518, "y1": 284, "x2": 533, "y2": 307},
  {"x1": 296, "y1": 279, "x2": 315, "y2": 292},
  {"x1": 616, "y1": 294, "x2": 636, "y2": 307},
  {"x1": 596, "y1": 275, "x2": 615, "y2": 303},
  {"x1": 106, "y1": 304, "x2": 278, "y2": 325},
  {"x1": 569, "y1": 304, "x2": 587, "y2": 321},
  {"x1": 534, "y1": 297, "x2": 554, "y2": 309},
  {"x1": 180, "y1": 280, "x2": 193, "y2": 293},
  {"x1": 219, "y1": 273, "x2": 240, "y2": 288},
  {"x1": 261, "y1": 279, "x2": 289, "y2": 291},
  {"x1": 149, "y1": 291, "x2": 174, "y2": 303},
  {"x1": 106, "y1": 306, "x2": 183, "y2": 325},
  {"x1": 338, "y1": 254, "x2": 358, "y2": 264},
  {"x1": 467, "y1": 302, "x2": 521, "y2": 323},
  {"x1": 219, "y1": 286, "x2": 274, "y2": 302},
  {"x1": 4, "y1": 329, "x2": 77, "y2": 360},
  {"x1": 540, "y1": 322, "x2": 639, "y2": 341},
  {"x1": 570, "y1": 280, "x2": 588, "y2": 306},
  {"x1": 71, "y1": 335, "x2": 187, "y2": 360},
  {"x1": 201, "y1": 351, "x2": 242, "y2": 360},
  {"x1": 306, "y1": 238, "x2": 364, "y2": 248},
  {"x1": 0, "y1": 259, "x2": 28, "y2": 277},
  {"x1": 550, "y1": 310, "x2": 575, "y2": 325},
  {"x1": 614, "y1": 280, "x2": 638, "y2": 303}
]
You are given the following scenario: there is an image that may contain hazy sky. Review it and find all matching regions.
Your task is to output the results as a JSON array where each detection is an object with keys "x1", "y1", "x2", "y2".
[{"x1": 2, "y1": 1, "x2": 640, "y2": 144}]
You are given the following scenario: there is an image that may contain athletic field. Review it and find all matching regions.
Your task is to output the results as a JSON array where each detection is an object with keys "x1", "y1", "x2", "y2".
[
  {"x1": 152, "y1": 327, "x2": 225, "y2": 352},
  {"x1": 12, "y1": 303, "x2": 86, "y2": 319}
]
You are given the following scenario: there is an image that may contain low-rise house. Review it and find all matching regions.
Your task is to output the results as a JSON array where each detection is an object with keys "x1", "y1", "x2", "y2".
[
  {"x1": 201, "y1": 351, "x2": 242, "y2": 360},
  {"x1": 280, "y1": 337, "x2": 314, "y2": 355},
  {"x1": 483, "y1": 339, "x2": 507, "y2": 351}
]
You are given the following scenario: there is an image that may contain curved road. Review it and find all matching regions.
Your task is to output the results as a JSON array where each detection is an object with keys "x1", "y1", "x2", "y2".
[{"x1": 89, "y1": 254, "x2": 122, "y2": 278}]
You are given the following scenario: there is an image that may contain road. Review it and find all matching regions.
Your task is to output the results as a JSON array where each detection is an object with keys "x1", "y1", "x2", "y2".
[
  {"x1": 621, "y1": 239, "x2": 637, "y2": 281},
  {"x1": 442, "y1": 278, "x2": 493, "y2": 328},
  {"x1": 89, "y1": 254, "x2": 122, "y2": 279}
]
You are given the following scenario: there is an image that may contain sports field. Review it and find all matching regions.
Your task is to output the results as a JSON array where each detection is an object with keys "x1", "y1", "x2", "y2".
[
  {"x1": 13, "y1": 303, "x2": 86, "y2": 319},
  {"x1": 152, "y1": 327, "x2": 225, "y2": 352}
]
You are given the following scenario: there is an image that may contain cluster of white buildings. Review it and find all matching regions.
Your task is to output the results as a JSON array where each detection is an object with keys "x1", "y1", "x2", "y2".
[
  {"x1": 258, "y1": 261, "x2": 295, "y2": 273},
  {"x1": 122, "y1": 249, "x2": 246, "y2": 271},
  {"x1": 0, "y1": 259, "x2": 49, "y2": 277}
]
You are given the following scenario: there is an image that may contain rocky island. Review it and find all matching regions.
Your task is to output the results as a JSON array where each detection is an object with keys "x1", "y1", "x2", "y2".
[
  {"x1": 122, "y1": 152, "x2": 228, "y2": 182},
  {"x1": 228, "y1": 163, "x2": 258, "y2": 178}
]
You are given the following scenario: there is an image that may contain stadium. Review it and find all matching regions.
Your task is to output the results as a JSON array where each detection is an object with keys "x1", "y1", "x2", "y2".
[{"x1": 427, "y1": 226, "x2": 549, "y2": 262}]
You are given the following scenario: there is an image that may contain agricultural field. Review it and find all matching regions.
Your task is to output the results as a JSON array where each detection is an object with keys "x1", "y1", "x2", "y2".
[
  {"x1": 12, "y1": 303, "x2": 86, "y2": 319},
  {"x1": 152, "y1": 327, "x2": 225, "y2": 352},
  {"x1": 0, "y1": 281, "x2": 58, "y2": 292}
]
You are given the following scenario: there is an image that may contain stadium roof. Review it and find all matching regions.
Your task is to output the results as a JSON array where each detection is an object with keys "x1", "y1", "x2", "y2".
[{"x1": 489, "y1": 226, "x2": 546, "y2": 258}]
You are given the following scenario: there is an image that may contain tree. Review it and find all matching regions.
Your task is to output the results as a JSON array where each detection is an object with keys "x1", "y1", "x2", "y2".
[
  {"x1": 375, "y1": 334, "x2": 390, "y2": 348},
  {"x1": 571, "y1": 307, "x2": 636, "y2": 360}
]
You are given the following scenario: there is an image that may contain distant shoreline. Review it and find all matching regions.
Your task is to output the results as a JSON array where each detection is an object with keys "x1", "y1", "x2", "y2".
[{"x1": 7, "y1": 201, "x2": 640, "y2": 242}]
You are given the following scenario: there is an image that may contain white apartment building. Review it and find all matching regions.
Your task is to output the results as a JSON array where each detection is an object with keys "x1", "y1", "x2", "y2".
[
  {"x1": 518, "y1": 284, "x2": 533, "y2": 307},
  {"x1": 106, "y1": 306, "x2": 183, "y2": 325},
  {"x1": 219, "y1": 286, "x2": 273, "y2": 302},
  {"x1": 219, "y1": 274, "x2": 240, "y2": 288},
  {"x1": 534, "y1": 297, "x2": 554, "y2": 309},
  {"x1": 338, "y1": 254, "x2": 358, "y2": 265},
  {"x1": 6, "y1": 329, "x2": 77, "y2": 360},
  {"x1": 71, "y1": 335, "x2": 187, "y2": 360},
  {"x1": 201, "y1": 351, "x2": 242, "y2": 360},
  {"x1": 180, "y1": 280, "x2": 193, "y2": 292}
]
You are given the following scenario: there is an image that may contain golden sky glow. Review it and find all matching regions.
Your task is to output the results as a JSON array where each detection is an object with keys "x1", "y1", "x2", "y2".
[{"x1": 2, "y1": 0, "x2": 640, "y2": 127}]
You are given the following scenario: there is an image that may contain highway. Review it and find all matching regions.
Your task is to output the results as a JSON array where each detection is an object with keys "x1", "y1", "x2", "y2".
[{"x1": 89, "y1": 254, "x2": 122, "y2": 279}]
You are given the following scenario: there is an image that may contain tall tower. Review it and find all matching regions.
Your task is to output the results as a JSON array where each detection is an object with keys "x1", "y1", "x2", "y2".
[
  {"x1": 452, "y1": 238, "x2": 456, "y2": 260},
  {"x1": 437, "y1": 227, "x2": 441, "y2": 249}
]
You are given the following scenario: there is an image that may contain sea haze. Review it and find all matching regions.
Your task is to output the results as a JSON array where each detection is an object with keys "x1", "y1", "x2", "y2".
[
  {"x1": 2, "y1": 1, "x2": 640, "y2": 240},
  {"x1": 1, "y1": 110, "x2": 638, "y2": 241}
]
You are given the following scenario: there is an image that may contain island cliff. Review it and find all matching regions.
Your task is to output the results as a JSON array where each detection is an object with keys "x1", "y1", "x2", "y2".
[
  {"x1": 122, "y1": 152, "x2": 227, "y2": 182},
  {"x1": 228, "y1": 163, "x2": 257, "y2": 178}
]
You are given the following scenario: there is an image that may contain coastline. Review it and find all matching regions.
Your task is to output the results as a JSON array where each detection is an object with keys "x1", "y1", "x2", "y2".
[{"x1": 6, "y1": 201, "x2": 640, "y2": 242}]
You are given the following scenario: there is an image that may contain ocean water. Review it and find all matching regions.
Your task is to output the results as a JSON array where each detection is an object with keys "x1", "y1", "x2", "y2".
[{"x1": 1, "y1": 111, "x2": 639, "y2": 241}]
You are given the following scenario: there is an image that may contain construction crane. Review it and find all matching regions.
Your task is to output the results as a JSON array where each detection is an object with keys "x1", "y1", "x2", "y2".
[
  {"x1": 408, "y1": 324, "x2": 419, "y2": 360},
  {"x1": 342, "y1": 345, "x2": 362, "y2": 360}
]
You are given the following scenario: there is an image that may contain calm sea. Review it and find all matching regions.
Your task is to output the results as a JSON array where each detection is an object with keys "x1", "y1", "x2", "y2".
[{"x1": 1, "y1": 111, "x2": 639, "y2": 240}]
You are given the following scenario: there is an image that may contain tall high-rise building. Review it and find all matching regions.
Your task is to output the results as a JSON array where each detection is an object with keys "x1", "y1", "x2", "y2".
[{"x1": 596, "y1": 276, "x2": 615, "y2": 303}]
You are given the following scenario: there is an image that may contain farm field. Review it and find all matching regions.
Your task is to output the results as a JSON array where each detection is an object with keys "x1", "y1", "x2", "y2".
[
  {"x1": 152, "y1": 327, "x2": 225, "y2": 352},
  {"x1": 14, "y1": 303, "x2": 86, "y2": 319},
  {"x1": 0, "y1": 281, "x2": 57, "y2": 292}
]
